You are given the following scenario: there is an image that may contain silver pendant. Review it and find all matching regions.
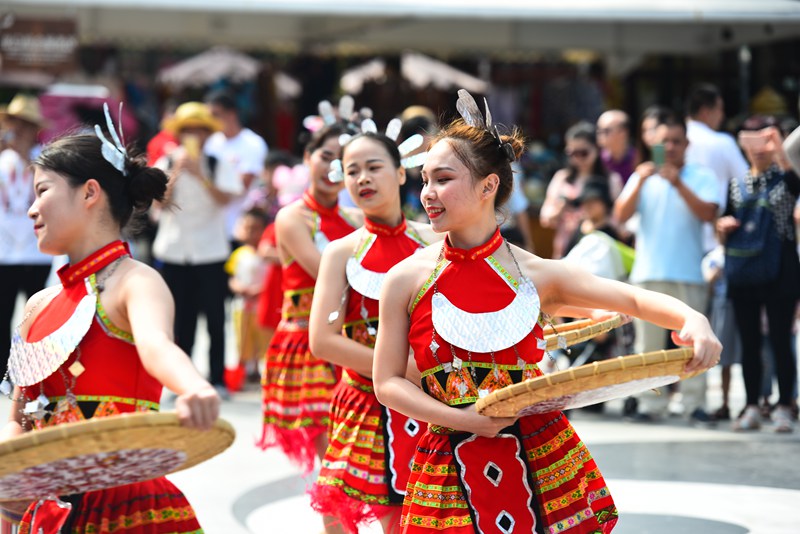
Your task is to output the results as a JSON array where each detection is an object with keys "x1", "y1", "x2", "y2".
[
  {"x1": 367, "y1": 326, "x2": 377, "y2": 336},
  {"x1": 327, "y1": 311, "x2": 340, "y2": 324},
  {"x1": 452, "y1": 355, "x2": 463, "y2": 371},
  {"x1": 0, "y1": 379, "x2": 11, "y2": 396},
  {"x1": 429, "y1": 339, "x2": 440, "y2": 355},
  {"x1": 442, "y1": 362, "x2": 453, "y2": 373},
  {"x1": 479, "y1": 388, "x2": 490, "y2": 399},
  {"x1": 557, "y1": 335, "x2": 567, "y2": 350},
  {"x1": 536, "y1": 338, "x2": 547, "y2": 350},
  {"x1": 68, "y1": 361, "x2": 85, "y2": 377}
]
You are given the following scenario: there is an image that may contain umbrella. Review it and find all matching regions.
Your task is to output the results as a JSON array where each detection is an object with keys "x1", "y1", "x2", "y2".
[
  {"x1": 340, "y1": 58, "x2": 386, "y2": 95},
  {"x1": 157, "y1": 46, "x2": 261, "y2": 88},
  {"x1": 339, "y1": 52, "x2": 489, "y2": 95},
  {"x1": 400, "y1": 52, "x2": 489, "y2": 94}
]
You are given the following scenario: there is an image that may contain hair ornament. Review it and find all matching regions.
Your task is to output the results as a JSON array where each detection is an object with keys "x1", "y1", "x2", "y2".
[
  {"x1": 328, "y1": 159, "x2": 345, "y2": 184},
  {"x1": 397, "y1": 134, "x2": 423, "y2": 155},
  {"x1": 94, "y1": 102, "x2": 128, "y2": 176},
  {"x1": 302, "y1": 95, "x2": 367, "y2": 133},
  {"x1": 327, "y1": 115, "x2": 429, "y2": 183},
  {"x1": 384, "y1": 118, "x2": 403, "y2": 142},
  {"x1": 338, "y1": 95, "x2": 355, "y2": 123},
  {"x1": 455, "y1": 88, "x2": 516, "y2": 163},
  {"x1": 360, "y1": 118, "x2": 378, "y2": 134}
]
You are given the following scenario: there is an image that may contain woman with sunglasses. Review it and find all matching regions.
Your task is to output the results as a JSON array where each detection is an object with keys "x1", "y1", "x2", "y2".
[{"x1": 540, "y1": 122, "x2": 622, "y2": 258}]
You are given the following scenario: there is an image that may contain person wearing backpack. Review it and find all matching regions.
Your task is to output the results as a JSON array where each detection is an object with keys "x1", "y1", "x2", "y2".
[{"x1": 717, "y1": 116, "x2": 800, "y2": 433}]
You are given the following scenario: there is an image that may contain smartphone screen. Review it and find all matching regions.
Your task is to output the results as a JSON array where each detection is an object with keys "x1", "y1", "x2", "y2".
[
  {"x1": 183, "y1": 135, "x2": 201, "y2": 159},
  {"x1": 738, "y1": 132, "x2": 768, "y2": 151},
  {"x1": 651, "y1": 143, "x2": 665, "y2": 167}
]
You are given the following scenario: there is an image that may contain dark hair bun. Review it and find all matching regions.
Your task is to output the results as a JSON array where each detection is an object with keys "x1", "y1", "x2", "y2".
[{"x1": 125, "y1": 153, "x2": 167, "y2": 213}]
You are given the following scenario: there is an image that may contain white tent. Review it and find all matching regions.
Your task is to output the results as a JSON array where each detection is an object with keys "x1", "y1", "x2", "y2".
[
  {"x1": 6, "y1": 0, "x2": 800, "y2": 56},
  {"x1": 158, "y1": 46, "x2": 261, "y2": 88},
  {"x1": 340, "y1": 52, "x2": 489, "y2": 95}
]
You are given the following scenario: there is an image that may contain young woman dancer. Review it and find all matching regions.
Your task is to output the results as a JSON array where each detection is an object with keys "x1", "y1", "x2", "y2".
[
  {"x1": 0, "y1": 113, "x2": 219, "y2": 533},
  {"x1": 373, "y1": 93, "x2": 721, "y2": 533},
  {"x1": 308, "y1": 132, "x2": 439, "y2": 533},
  {"x1": 259, "y1": 123, "x2": 362, "y2": 473}
]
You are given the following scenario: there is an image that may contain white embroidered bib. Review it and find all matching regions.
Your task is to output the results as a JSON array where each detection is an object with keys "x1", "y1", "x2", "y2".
[
  {"x1": 8, "y1": 280, "x2": 97, "y2": 387},
  {"x1": 345, "y1": 234, "x2": 385, "y2": 300},
  {"x1": 431, "y1": 258, "x2": 540, "y2": 353}
]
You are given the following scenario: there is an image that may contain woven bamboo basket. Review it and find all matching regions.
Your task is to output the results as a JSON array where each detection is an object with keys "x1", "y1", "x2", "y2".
[
  {"x1": 542, "y1": 315, "x2": 625, "y2": 352},
  {"x1": 0, "y1": 412, "x2": 235, "y2": 502},
  {"x1": 476, "y1": 348, "x2": 705, "y2": 417}
]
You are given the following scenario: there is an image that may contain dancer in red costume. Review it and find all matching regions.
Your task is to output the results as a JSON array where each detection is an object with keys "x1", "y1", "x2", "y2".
[
  {"x1": 259, "y1": 123, "x2": 362, "y2": 474},
  {"x1": 373, "y1": 92, "x2": 721, "y2": 534},
  {"x1": 0, "y1": 108, "x2": 219, "y2": 534},
  {"x1": 308, "y1": 132, "x2": 440, "y2": 533}
]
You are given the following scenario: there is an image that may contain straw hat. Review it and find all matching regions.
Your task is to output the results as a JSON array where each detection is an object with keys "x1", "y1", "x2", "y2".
[
  {"x1": 0, "y1": 94, "x2": 46, "y2": 128},
  {"x1": 162, "y1": 101, "x2": 222, "y2": 134}
]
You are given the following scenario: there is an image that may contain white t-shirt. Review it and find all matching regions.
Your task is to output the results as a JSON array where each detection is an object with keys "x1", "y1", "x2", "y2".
[
  {"x1": 152, "y1": 149, "x2": 238, "y2": 265},
  {"x1": 685, "y1": 120, "x2": 749, "y2": 251},
  {"x1": 0, "y1": 148, "x2": 51, "y2": 265},
  {"x1": 204, "y1": 128, "x2": 268, "y2": 238}
]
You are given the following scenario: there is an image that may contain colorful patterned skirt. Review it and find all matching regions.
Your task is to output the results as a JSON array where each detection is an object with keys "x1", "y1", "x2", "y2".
[
  {"x1": 18, "y1": 478, "x2": 201, "y2": 534},
  {"x1": 260, "y1": 314, "x2": 341, "y2": 473},
  {"x1": 401, "y1": 412, "x2": 617, "y2": 533},
  {"x1": 309, "y1": 370, "x2": 421, "y2": 533}
]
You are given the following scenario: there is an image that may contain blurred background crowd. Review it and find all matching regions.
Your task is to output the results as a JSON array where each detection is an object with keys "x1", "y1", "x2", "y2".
[{"x1": 2, "y1": 2, "x2": 800, "y2": 431}]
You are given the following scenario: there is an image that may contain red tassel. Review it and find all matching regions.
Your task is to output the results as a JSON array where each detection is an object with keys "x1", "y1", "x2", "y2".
[
  {"x1": 308, "y1": 484, "x2": 394, "y2": 534},
  {"x1": 257, "y1": 424, "x2": 322, "y2": 475}
]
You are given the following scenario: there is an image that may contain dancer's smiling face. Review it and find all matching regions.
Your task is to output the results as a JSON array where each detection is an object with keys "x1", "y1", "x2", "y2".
[{"x1": 421, "y1": 140, "x2": 488, "y2": 232}]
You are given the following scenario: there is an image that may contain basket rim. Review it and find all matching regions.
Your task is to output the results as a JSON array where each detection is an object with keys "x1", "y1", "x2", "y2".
[
  {"x1": 476, "y1": 348, "x2": 695, "y2": 415},
  {"x1": 0, "y1": 412, "x2": 235, "y2": 488}
]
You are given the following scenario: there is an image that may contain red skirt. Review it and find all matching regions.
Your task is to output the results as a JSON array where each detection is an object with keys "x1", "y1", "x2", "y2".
[
  {"x1": 401, "y1": 412, "x2": 617, "y2": 533},
  {"x1": 309, "y1": 371, "x2": 421, "y2": 533},
  {"x1": 18, "y1": 478, "x2": 201, "y2": 534},
  {"x1": 260, "y1": 318, "x2": 340, "y2": 473}
]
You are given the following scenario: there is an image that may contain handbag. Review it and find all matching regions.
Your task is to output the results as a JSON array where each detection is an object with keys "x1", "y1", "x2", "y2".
[{"x1": 724, "y1": 173, "x2": 782, "y2": 286}]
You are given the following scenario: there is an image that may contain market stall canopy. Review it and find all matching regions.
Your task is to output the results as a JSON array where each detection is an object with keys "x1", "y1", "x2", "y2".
[
  {"x1": 157, "y1": 46, "x2": 261, "y2": 88},
  {"x1": 5, "y1": 0, "x2": 800, "y2": 56},
  {"x1": 340, "y1": 52, "x2": 489, "y2": 95}
]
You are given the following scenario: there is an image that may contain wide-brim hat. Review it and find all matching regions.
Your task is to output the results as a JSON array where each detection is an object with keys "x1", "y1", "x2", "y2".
[
  {"x1": 162, "y1": 101, "x2": 222, "y2": 134},
  {"x1": 0, "y1": 94, "x2": 47, "y2": 128}
]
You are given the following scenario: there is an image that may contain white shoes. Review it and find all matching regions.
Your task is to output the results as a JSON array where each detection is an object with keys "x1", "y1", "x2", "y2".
[
  {"x1": 732, "y1": 406, "x2": 761, "y2": 431},
  {"x1": 773, "y1": 406, "x2": 795, "y2": 434}
]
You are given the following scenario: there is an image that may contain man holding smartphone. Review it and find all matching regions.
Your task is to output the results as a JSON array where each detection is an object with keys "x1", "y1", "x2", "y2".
[{"x1": 614, "y1": 113, "x2": 720, "y2": 423}]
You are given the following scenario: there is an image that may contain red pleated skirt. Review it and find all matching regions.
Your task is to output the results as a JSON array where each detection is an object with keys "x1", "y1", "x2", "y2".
[
  {"x1": 260, "y1": 318, "x2": 340, "y2": 473},
  {"x1": 310, "y1": 370, "x2": 417, "y2": 533},
  {"x1": 401, "y1": 412, "x2": 617, "y2": 533},
  {"x1": 18, "y1": 478, "x2": 202, "y2": 534}
]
